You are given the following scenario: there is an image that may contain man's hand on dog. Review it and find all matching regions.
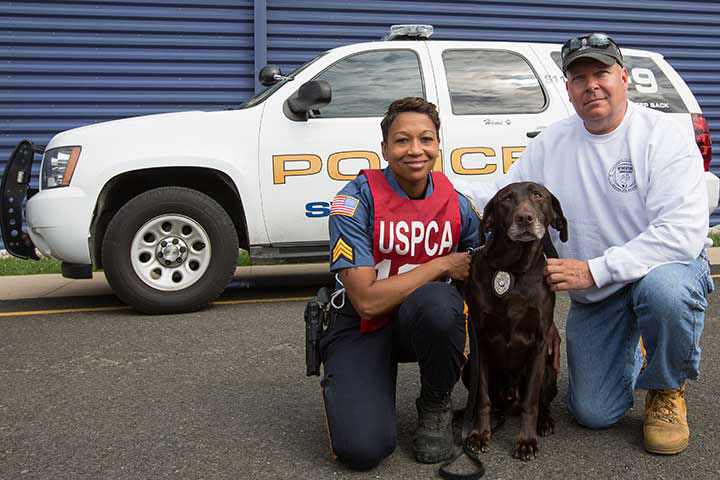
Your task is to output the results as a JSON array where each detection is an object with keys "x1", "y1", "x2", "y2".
[{"x1": 543, "y1": 258, "x2": 595, "y2": 291}]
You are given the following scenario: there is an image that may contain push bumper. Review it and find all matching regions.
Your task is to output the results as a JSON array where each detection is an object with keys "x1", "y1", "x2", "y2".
[
  {"x1": 2, "y1": 140, "x2": 94, "y2": 272},
  {"x1": 0, "y1": 140, "x2": 41, "y2": 260}
]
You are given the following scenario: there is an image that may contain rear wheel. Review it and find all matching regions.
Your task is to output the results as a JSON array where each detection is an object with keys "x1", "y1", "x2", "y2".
[{"x1": 102, "y1": 187, "x2": 239, "y2": 313}]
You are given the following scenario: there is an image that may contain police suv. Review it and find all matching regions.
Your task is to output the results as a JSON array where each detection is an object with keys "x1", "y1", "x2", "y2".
[{"x1": 2, "y1": 25, "x2": 718, "y2": 314}]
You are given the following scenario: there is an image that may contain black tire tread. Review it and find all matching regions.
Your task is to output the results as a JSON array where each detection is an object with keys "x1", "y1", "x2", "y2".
[{"x1": 102, "y1": 186, "x2": 239, "y2": 314}]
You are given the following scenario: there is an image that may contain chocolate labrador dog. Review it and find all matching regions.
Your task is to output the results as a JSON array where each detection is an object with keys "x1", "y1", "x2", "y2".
[{"x1": 464, "y1": 181, "x2": 567, "y2": 461}]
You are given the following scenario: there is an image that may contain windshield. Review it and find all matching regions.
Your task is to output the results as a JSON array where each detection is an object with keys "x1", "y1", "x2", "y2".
[{"x1": 238, "y1": 53, "x2": 327, "y2": 109}]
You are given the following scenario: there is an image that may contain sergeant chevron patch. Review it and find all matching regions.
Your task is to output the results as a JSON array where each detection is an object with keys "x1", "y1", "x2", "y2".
[{"x1": 332, "y1": 237, "x2": 354, "y2": 264}]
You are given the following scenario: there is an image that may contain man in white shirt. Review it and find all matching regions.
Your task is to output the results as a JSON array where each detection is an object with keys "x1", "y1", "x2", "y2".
[{"x1": 461, "y1": 33, "x2": 714, "y2": 455}]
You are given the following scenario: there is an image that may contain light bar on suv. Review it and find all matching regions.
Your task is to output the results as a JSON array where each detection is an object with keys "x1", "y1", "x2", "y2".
[{"x1": 383, "y1": 24, "x2": 434, "y2": 41}]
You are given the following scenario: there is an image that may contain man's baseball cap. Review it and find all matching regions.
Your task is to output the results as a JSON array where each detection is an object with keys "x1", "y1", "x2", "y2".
[{"x1": 561, "y1": 33, "x2": 623, "y2": 74}]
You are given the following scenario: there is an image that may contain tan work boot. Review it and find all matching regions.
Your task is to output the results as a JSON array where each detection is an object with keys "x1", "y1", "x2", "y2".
[{"x1": 643, "y1": 383, "x2": 689, "y2": 455}]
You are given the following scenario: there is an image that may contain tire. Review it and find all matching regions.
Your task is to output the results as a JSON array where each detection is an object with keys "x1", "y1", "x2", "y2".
[{"x1": 102, "y1": 186, "x2": 239, "y2": 314}]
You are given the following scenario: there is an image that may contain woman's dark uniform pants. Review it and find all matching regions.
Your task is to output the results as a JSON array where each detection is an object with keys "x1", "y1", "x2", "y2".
[{"x1": 319, "y1": 282, "x2": 467, "y2": 470}]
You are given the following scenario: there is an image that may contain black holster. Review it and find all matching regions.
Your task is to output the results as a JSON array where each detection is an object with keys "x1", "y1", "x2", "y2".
[{"x1": 304, "y1": 287, "x2": 331, "y2": 376}]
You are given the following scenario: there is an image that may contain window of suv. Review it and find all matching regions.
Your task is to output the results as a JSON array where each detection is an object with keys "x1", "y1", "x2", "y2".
[
  {"x1": 550, "y1": 52, "x2": 688, "y2": 113},
  {"x1": 312, "y1": 49, "x2": 424, "y2": 118},
  {"x1": 443, "y1": 50, "x2": 547, "y2": 115}
]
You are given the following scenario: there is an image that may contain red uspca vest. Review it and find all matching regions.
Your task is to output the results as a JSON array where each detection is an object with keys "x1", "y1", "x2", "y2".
[{"x1": 359, "y1": 169, "x2": 461, "y2": 333}]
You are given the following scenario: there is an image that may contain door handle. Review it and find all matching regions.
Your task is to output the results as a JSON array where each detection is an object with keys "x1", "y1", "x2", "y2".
[{"x1": 526, "y1": 128, "x2": 545, "y2": 138}]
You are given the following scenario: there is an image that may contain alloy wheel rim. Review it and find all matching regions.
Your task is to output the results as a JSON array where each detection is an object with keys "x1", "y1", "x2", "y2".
[{"x1": 130, "y1": 214, "x2": 212, "y2": 291}]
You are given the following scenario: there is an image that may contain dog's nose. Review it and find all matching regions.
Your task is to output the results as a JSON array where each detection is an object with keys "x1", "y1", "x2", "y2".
[{"x1": 515, "y1": 212, "x2": 534, "y2": 225}]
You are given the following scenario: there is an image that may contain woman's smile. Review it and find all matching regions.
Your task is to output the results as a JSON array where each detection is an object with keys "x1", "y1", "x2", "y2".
[{"x1": 381, "y1": 111, "x2": 439, "y2": 198}]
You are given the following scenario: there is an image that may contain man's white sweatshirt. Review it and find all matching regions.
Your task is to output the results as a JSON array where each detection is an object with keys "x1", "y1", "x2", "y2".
[{"x1": 460, "y1": 101, "x2": 710, "y2": 303}]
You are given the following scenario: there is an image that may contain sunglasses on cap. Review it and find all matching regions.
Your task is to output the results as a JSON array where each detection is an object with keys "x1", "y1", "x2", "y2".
[{"x1": 561, "y1": 33, "x2": 622, "y2": 61}]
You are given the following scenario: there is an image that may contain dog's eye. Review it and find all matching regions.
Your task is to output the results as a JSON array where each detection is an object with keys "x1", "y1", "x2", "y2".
[{"x1": 532, "y1": 192, "x2": 543, "y2": 200}]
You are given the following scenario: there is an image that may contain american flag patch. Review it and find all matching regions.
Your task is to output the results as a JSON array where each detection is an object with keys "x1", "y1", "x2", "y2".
[{"x1": 330, "y1": 195, "x2": 359, "y2": 217}]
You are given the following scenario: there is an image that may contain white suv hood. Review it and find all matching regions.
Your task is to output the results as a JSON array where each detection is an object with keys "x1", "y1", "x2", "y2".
[
  {"x1": 44, "y1": 107, "x2": 264, "y2": 189},
  {"x1": 47, "y1": 109, "x2": 258, "y2": 152}
]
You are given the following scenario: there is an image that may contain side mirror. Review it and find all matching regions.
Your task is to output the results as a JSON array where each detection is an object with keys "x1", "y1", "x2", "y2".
[
  {"x1": 284, "y1": 80, "x2": 332, "y2": 121},
  {"x1": 259, "y1": 64, "x2": 283, "y2": 86}
]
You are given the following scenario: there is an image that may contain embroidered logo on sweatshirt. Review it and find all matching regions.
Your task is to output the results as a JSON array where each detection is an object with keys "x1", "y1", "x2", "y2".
[{"x1": 608, "y1": 159, "x2": 637, "y2": 193}]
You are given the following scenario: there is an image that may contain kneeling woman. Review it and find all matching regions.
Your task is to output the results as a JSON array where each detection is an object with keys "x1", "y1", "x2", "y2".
[{"x1": 322, "y1": 97, "x2": 480, "y2": 470}]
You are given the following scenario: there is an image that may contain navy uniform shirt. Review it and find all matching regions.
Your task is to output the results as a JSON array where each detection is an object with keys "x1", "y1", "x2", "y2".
[{"x1": 329, "y1": 168, "x2": 481, "y2": 278}]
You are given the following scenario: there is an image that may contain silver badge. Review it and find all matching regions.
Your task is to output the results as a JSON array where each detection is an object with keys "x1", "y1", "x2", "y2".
[{"x1": 493, "y1": 271, "x2": 513, "y2": 297}]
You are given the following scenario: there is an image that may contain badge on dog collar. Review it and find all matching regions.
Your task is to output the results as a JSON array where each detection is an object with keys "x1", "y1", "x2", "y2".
[{"x1": 492, "y1": 271, "x2": 513, "y2": 297}]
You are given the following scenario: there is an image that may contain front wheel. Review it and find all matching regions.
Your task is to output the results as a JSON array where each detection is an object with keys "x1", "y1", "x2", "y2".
[{"x1": 102, "y1": 187, "x2": 239, "y2": 314}]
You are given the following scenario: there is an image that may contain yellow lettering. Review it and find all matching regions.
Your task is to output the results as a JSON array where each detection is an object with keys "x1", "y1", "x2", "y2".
[
  {"x1": 273, "y1": 154, "x2": 322, "y2": 184},
  {"x1": 502, "y1": 146, "x2": 525, "y2": 174},
  {"x1": 450, "y1": 147, "x2": 497, "y2": 175},
  {"x1": 273, "y1": 146, "x2": 510, "y2": 183},
  {"x1": 328, "y1": 151, "x2": 381, "y2": 181}
]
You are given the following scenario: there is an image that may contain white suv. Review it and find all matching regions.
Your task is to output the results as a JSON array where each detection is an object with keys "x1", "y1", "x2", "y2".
[{"x1": 2, "y1": 26, "x2": 718, "y2": 313}]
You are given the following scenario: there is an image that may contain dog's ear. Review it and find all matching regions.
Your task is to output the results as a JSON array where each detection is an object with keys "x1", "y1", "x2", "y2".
[
  {"x1": 478, "y1": 197, "x2": 495, "y2": 246},
  {"x1": 550, "y1": 193, "x2": 568, "y2": 242}
]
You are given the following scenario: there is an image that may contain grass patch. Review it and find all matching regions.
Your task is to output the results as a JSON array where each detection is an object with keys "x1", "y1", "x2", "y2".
[
  {"x1": 0, "y1": 249, "x2": 252, "y2": 276},
  {"x1": 237, "y1": 249, "x2": 251, "y2": 266},
  {"x1": 710, "y1": 232, "x2": 720, "y2": 248},
  {"x1": 0, "y1": 257, "x2": 63, "y2": 276}
]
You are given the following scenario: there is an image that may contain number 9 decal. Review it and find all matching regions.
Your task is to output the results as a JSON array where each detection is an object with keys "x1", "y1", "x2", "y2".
[{"x1": 631, "y1": 68, "x2": 658, "y2": 93}]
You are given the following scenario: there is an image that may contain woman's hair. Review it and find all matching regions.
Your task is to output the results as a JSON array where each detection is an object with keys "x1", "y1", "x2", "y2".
[{"x1": 380, "y1": 97, "x2": 441, "y2": 142}]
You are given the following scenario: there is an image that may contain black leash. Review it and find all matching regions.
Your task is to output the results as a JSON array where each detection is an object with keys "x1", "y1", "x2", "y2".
[
  {"x1": 439, "y1": 235, "x2": 558, "y2": 479},
  {"x1": 439, "y1": 249, "x2": 496, "y2": 480},
  {"x1": 438, "y1": 313, "x2": 485, "y2": 480},
  {"x1": 440, "y1": 315, "x2": 505, "y2": 480}
]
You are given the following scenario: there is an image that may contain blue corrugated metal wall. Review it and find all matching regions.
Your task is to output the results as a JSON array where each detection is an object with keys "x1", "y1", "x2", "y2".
[
  {"x1": 1, "y1": 0, "x2": 719, "y2": 251},
  {"x1": 0, "y1": 0, "x2": 254, "y2": 180}
]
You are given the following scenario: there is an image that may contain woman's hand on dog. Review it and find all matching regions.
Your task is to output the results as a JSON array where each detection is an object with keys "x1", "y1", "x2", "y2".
[
  {"x1": 338, "y1": 252, "x2": 471, "y2": 318},
  {"x1": 441, "y1": 252, "x2": 472, "y2": 281},
  {"x1": 543, "y1": 258, "x2": 595, "y2": 291}
]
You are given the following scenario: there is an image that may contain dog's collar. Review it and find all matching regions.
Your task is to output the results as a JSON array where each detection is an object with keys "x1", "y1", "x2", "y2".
[
  {"x1": 492, "y1": 270, "x2": 514, "y2": 297},
  {"x1": 467, "y1": 246, "x2": 483, "y2": 257}
]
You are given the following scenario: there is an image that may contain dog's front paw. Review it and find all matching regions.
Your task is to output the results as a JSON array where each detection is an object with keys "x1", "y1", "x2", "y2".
[
  {"x1": 466, "y1": 430, "x2": 491, "y2": 454},
  {"x1": 512, "y1": 436, "x2": 538, "y2": 461},
  {"x1": 537, "y1": 414, "x2": 555, "y2": 437}
]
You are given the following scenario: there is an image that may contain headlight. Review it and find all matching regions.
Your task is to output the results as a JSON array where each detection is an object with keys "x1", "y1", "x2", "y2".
[{"x1": 41, "y1": 146, "x2": 81, "y2": 189}]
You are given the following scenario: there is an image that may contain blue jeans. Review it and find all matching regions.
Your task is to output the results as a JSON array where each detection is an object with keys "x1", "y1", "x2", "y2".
[{"x1": 566, "y1": 253, "x2": 714, "y2": 429}]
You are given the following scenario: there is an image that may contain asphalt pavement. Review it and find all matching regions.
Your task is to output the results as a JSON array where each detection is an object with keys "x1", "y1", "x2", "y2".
[{"x1": 0, "y1": 254, "x2": 718, "y2": 479}]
